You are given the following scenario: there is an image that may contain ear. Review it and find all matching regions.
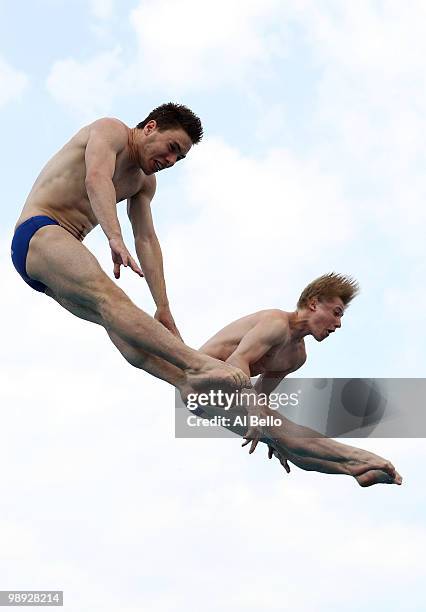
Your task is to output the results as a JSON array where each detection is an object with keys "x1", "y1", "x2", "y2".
[
  {"x1": 308, "y1": 297, "x2": 318, "y2": 311},
  {"x1": 144, "y1": 120, "x2": 157, "y2": 135}
]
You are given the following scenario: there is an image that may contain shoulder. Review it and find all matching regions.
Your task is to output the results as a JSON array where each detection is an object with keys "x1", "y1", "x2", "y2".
[
  {"x1": 256, "y1": 309, "x2": 290, "y2": 341},
  {"x1": 134, "y1": 173, "x2": 157, "y2": 201},
  {"x1": 142, "y1": 173, "x2": 157, "y2": 196},
  {"x1": 86, "y1": 117, "x2": 129, "y2": 147},
  {"x1": 90, "y1": 117, "x2": 129, "y2": 132},
  {"x1": 259, "y1": 309, "x2": 289, "y2": 328}
]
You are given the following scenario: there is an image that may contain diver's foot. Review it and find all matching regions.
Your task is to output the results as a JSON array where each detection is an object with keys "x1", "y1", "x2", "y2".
[
  {"x1": 355, "y1": 469, "x2": 403, "y2": 487},
  {"x1": 186, "y1": 357, "x2": 250, "y2": 395},
  {"x1": 346, "y1": 447, "x2": 397, "y2": 480}
]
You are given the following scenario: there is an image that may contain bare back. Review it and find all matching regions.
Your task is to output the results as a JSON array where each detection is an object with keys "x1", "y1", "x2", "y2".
[
  {"x1": 200, "y1": 309, "x2": 307, "y2": 376},
  {"x1": 15, "y1": 119, "x2": 147, "y2": 240}
]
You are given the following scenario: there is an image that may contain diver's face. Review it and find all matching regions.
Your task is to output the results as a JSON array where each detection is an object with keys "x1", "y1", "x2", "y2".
[
  {"x1": 309, "y1": 296, "x2": 345, "y2": 342},
  {"x1": 139, "y1": 121, "x2": 193, "y2": 175}
]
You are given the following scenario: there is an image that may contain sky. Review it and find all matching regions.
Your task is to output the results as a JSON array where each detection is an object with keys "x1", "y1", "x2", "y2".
[{"x1": 1, "y1": 1, "x2": 425, "y2": 610}]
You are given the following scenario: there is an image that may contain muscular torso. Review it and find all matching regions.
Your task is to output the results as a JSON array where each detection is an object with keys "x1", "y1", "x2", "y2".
[
  {"x1": 200, "y1": 310, "x2": 307, "y2": 377},
  {"x1": 15, "y1": 119, "x2": 146, "y2": 240}
]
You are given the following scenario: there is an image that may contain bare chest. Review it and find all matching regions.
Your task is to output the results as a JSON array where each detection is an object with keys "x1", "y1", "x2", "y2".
[
  {"x1": 251, "y1": 341, "x2": 306, "y2": 376},
  {"x1": 112, "y1": 158, "x2": 145, "y2": 202}
]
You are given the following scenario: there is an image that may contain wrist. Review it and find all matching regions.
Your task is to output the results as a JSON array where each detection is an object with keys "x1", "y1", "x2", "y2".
[
  {"x1": 109, "y1": 233, "x2": 123, "y2": 242},
  {"x1": 256, "y1": 406, "x2": 285, "y2": 439}
]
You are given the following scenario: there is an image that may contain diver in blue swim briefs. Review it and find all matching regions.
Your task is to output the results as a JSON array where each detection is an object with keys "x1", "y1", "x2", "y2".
[{"x1": 11, "y1": 104, "x2": 251, "y2": 399}]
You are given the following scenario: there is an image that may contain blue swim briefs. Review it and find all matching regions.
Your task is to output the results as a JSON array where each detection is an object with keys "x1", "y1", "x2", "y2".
[{"x1": 11, "y1": 215, "x2": 60, "y2": 293}]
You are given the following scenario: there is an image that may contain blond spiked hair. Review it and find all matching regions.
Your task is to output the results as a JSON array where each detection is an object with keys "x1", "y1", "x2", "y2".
[{"x1": 297, "y1": 273, "x2": 359, "y2": 309}]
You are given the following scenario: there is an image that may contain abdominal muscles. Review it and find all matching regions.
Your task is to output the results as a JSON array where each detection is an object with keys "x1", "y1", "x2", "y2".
[{"x1": 17, "y1": 145, "x2": 98, "y2": 240}]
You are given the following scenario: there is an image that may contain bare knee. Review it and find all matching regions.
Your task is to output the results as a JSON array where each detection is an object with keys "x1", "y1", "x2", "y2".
[
  {"x1": 94, "y1": 281, "x2": 135, "y2": 327},
  {"x1": 88, "y1": 279, "x2": 152, "y2": 342}
]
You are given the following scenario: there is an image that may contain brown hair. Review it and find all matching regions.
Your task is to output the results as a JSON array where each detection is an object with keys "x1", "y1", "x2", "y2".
[
  {"x1": 136, "y1": 102, "x2": 203, "y2": 144},
  {"x1": 297, "y1": 273, "x2": 359, "y2": 309}
]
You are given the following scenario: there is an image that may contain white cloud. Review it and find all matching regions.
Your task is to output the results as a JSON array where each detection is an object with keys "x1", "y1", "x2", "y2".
[
  {"x1": 0, "y1": 56, "x2": 28, "y2": 108},
  {"x1": 128, "y1": 0, "x2": 286, "y2": 94},
  {"x1": 46, "y1": 47, "x2": 125, "y2": 120},
  {"x1": 46, "y1": 0, "x2": 288, "y2": 113},
  {"x1": 89, "y1": 0, "x2": 114, "y2": 20},
  {"x1": 281, "y1": 1, "x2": 426, "y2": 255},
  {"x1": 290, "y1": 0, "x2": 426, "y2": 78}
]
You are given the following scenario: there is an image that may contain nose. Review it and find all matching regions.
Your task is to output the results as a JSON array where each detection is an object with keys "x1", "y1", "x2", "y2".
[
  {"x1": 335, "y1": 319, "x2": 342, "y2": 329},
  {"x1": 165, "y1": 153, "x2": 178, "y2": 168}
]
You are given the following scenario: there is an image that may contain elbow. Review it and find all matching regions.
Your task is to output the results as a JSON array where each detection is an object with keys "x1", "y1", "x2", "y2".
[
  {"x1": 135, "y1": 234, "x2": 156, "y2": 249},
  {"x1": 85, "y1": 171, "x2": 97, "y2": 186}
]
